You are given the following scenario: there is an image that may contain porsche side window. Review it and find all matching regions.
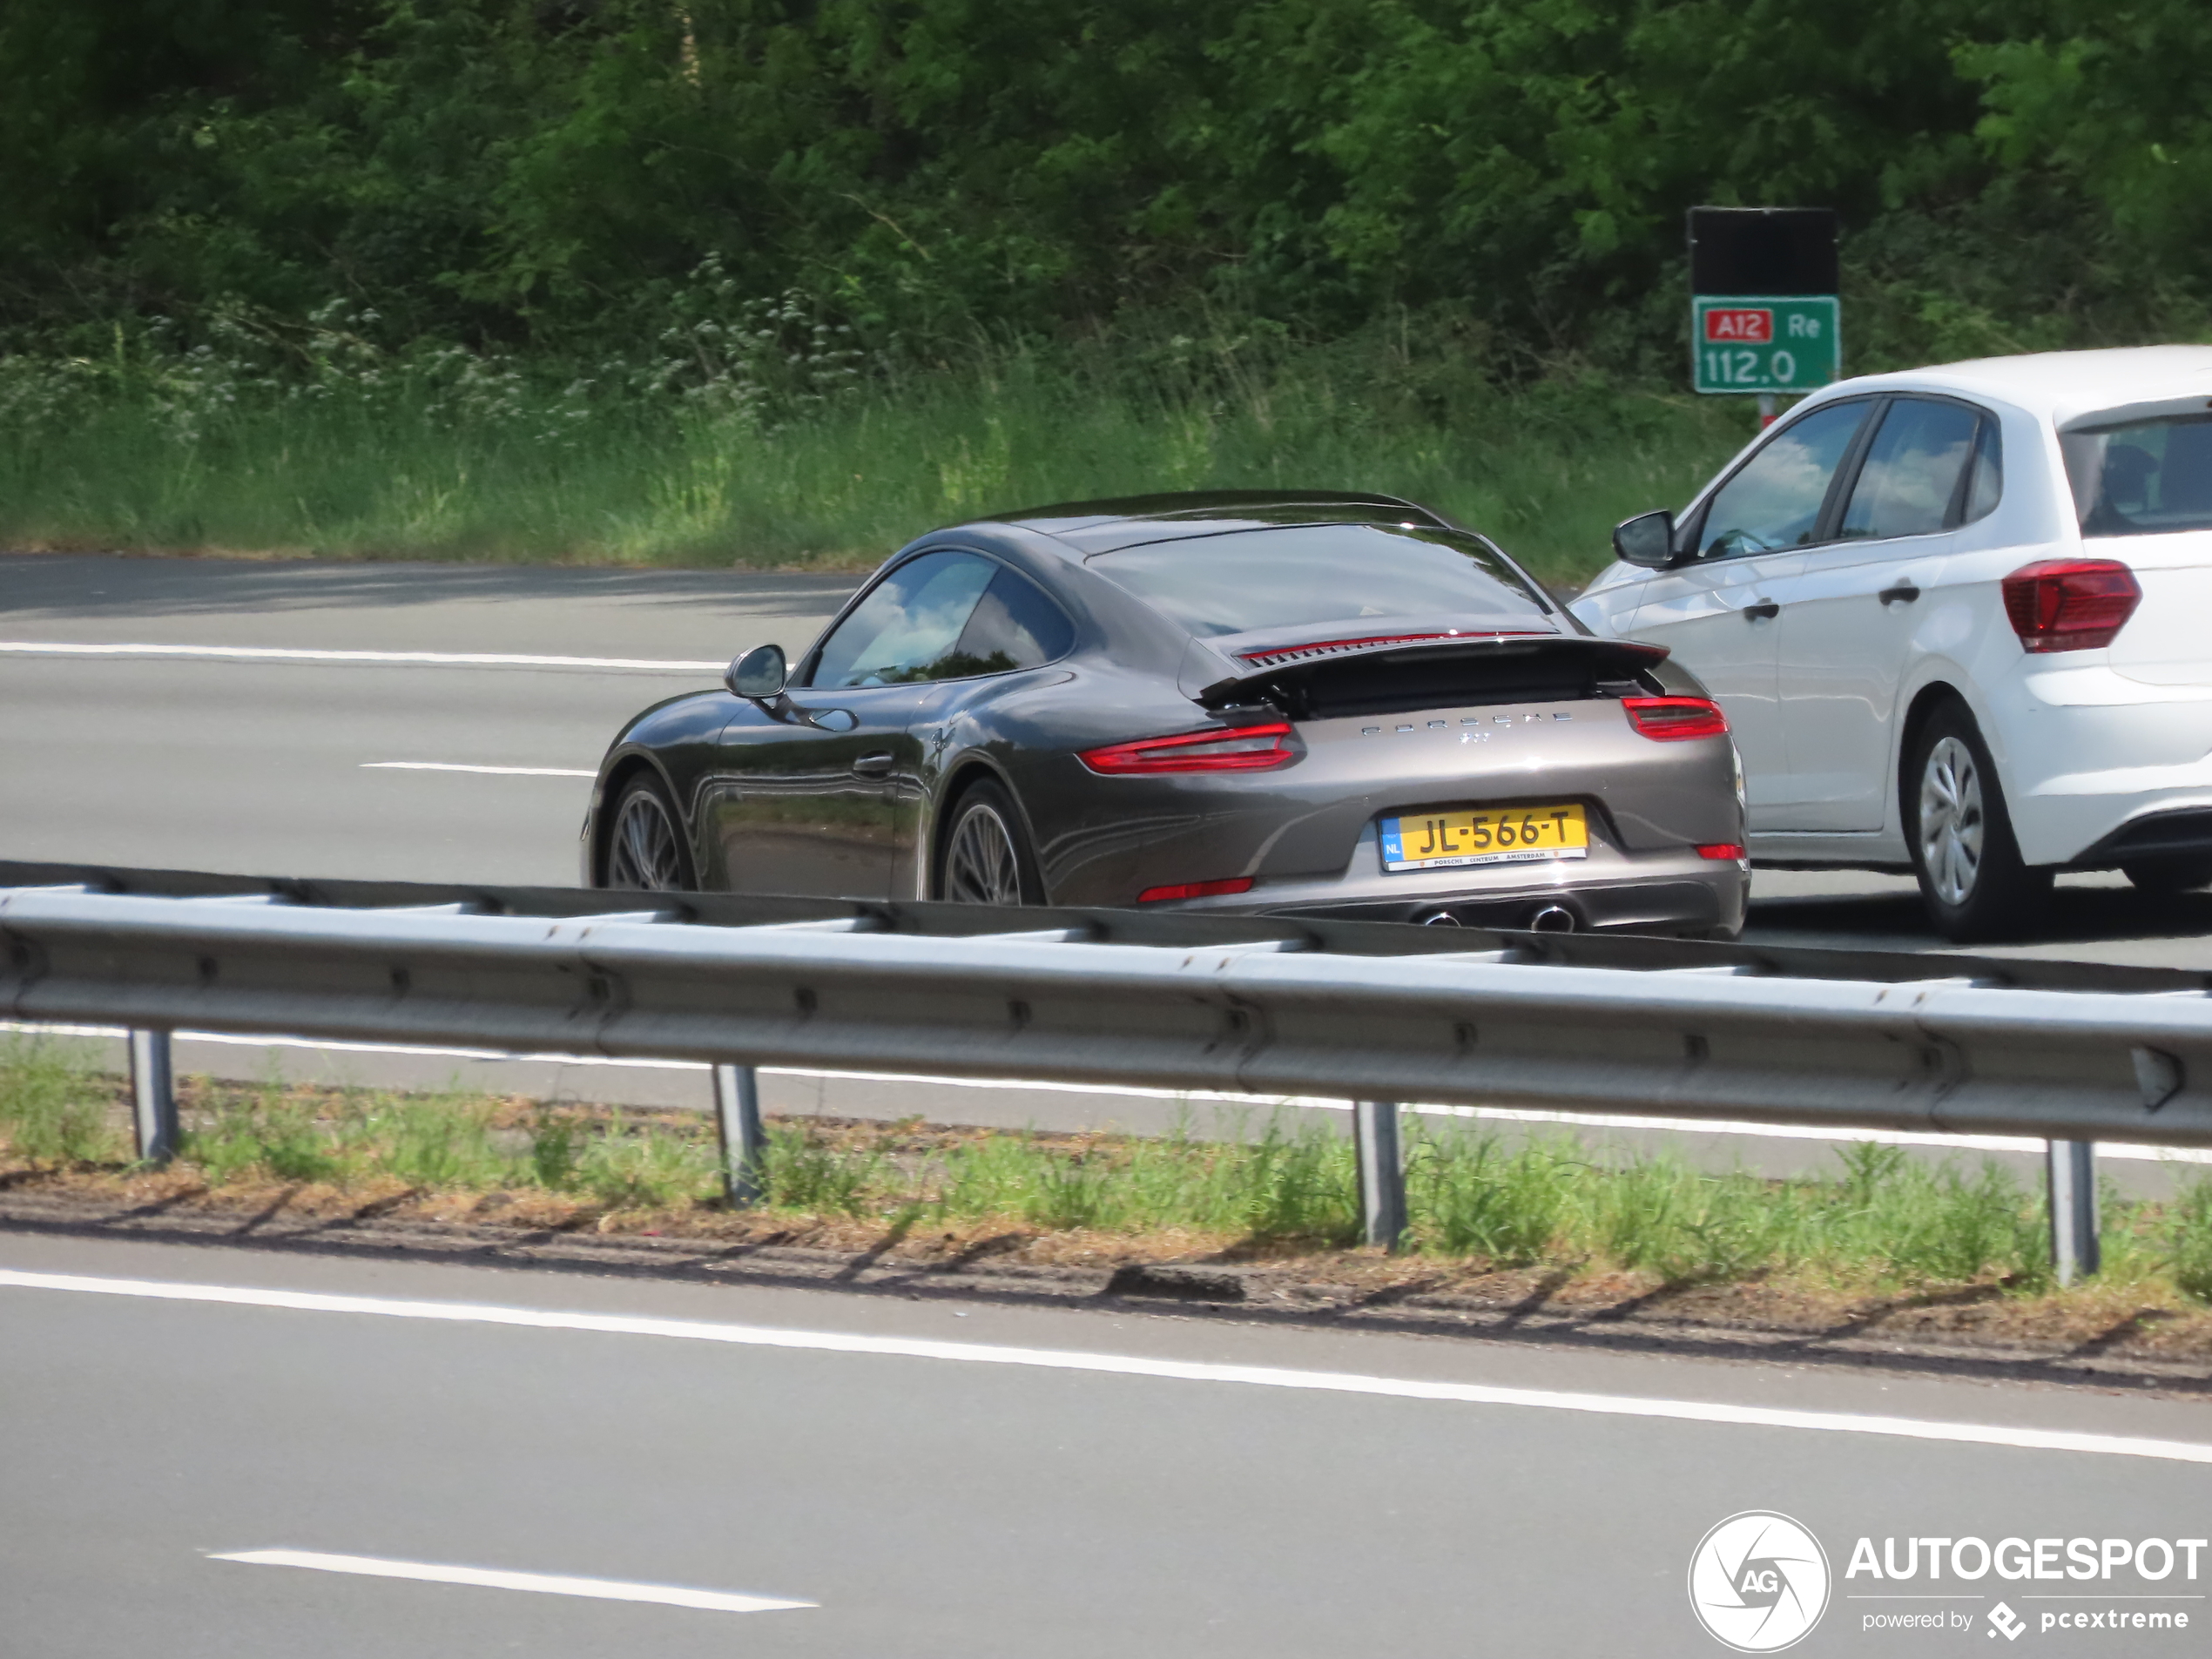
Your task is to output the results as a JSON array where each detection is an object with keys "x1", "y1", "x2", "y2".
[
  {"x1": 948, "y1": 568, "x2": 1076, "y2": 675},
  {"x1": 809, "y1": 551, "x2": 995, "y2": 688},
  {"x1": 1838, "y1": 397, "x2": 1984, "y2": 541},
  {"x1": 1695, "y1": 400, "x2": 1872, "y2": 559}
]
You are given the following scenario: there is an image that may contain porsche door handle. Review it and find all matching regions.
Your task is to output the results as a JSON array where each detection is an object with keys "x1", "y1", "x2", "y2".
[
  {"x1": 1742, "y1": 600, "x2": 1780, "y2": 621},
  {"x1": 1878, "y1": 583, "x2": 1921, "y2": 606},
  {"x1": 850, "y1": 752, "x2": 894, "y2": 777}
]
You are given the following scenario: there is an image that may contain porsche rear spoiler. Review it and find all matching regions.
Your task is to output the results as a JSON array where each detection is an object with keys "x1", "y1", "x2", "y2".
[{"x1": 1178, "y1": 630, "x2": 1671, "y2": 717}]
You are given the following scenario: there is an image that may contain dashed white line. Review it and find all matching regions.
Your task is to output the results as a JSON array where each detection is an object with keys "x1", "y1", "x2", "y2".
[
  {"x1": 8, "y1": 1268, "x2": 2209, "y2": 1465},
  {"x1": 0, "y1": 641, "x2": 719, "y2": 673},
  {"x1": 209, "y1": 1549, "x2": 813, "y2": 1614},
  {"x1": 361, "y1": 762, "x2": 597, "y2": 778}
]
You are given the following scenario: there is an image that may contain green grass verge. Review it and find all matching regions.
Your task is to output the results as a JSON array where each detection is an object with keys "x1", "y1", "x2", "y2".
[
  {"x1": 0, "y1": 330, "x2": 1754, "y2": 586},
  {"x1": 7, "y1": 1033, "x2": 2212, "y2": 1304}
]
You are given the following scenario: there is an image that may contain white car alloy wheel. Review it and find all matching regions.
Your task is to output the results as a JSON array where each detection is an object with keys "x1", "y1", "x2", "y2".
[
  {"x1": 944, "y1": 800, "x2": 1025, "y2": 905},
  {"x1": 1918, "y1": 734, "x2": 1986, "y2": 907}
]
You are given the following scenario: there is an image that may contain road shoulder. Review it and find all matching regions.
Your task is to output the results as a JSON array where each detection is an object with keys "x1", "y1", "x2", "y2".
[{"x1": 5, "y1": 1186, "x2": 2207, "y2": 1401}]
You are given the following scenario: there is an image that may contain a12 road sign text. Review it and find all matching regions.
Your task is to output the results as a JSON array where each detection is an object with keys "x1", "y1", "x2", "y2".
[{"x1": 1691, "y1": 294, "x2": 1839, "y2": 394}]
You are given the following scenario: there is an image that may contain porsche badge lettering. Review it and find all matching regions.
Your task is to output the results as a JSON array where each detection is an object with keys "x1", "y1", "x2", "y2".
[{"x1": 1357, "y1": 711, "x2": 1572, "y2": 737}]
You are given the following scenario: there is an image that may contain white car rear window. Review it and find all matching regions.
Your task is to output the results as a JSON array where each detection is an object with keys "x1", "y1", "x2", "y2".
[{"x1": 2062, "y1": 415, "x2": 2212, "y2": 536}]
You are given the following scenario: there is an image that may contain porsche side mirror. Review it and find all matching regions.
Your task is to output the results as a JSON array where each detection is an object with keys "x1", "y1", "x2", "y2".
[
  {"x1": 726, "y1": 644, "x2": 788, "y2": 699},
  {"x1": 1612, "y1": 509, "x2": 1676, "y2": 569}
]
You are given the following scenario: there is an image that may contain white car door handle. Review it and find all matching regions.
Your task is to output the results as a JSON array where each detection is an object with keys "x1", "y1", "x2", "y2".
[
  {"x1": 1742, "y1": 598, "x2": 1780, "y2": 621},
  {"x1": 1878, "y1": 582, "x2": 1921, "y2": 605}
]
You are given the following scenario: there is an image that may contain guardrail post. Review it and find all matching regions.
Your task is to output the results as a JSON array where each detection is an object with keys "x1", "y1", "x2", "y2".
[
  {"x1": 713, "y1": 1063, "x2": 768, "y2": 1208},
  {"x1": 2046, "y1": 1139, "x2": 2100, "y2": 1285},
  {"x1": 129, "y1": 1028, "x2": 178, "y2": 1165},
  {"x1": 1352, "y1": 1099, "x2": 1407, "y2": 1251}
]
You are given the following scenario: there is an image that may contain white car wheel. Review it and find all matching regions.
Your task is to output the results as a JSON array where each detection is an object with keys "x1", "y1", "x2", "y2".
[
  {"x1": 1917, "y1": 735, "x2": 1986, "y2": 907},
  {"x1": 1905, "y1": 703, "x2": 2048, "y2": 942}
]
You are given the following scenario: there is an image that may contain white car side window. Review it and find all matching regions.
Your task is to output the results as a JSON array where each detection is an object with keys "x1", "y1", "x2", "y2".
[
  {"x1": 1695, "y1": 401, "x2": 1871, "y2": 559},
  {"x1": 1839, "y1": 398, "x2": 1983, "y2": 541},
  {"x1": 1962, "y1": 417, "x2": 2002, "y2": 523}
]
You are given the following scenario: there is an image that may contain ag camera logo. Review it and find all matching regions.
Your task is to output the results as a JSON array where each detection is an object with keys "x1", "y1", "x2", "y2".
[{"x1": 1689, "y1": 1511, "x2": 1831, "y2": 1652}]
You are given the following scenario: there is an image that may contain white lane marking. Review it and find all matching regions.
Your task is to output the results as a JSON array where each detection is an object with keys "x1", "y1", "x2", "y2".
[
  {"x1": 0, "y1": 641, "x2": 719, "y2": 673},
  {"x1": 8, "y1": 1268, "x2": 2209, "y2": 1466},
  {"x1": 7, "y1": 1018, "x2": 2211, "y2": 1165},
  {"x1": 209, "y1": 1548, "x2": 813, "y2": 1614},
  {"x1": 361, "y1": 762, "x2": 597, "y2": 778}
]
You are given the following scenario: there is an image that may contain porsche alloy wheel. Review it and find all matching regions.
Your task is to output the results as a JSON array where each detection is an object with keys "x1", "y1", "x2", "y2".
[
  {"x1": 608, "y1": 779, "x2": 687, "y2": 891},
  {"x1": 943, "y1": 799, "x2": 1025, "y2": 906}
]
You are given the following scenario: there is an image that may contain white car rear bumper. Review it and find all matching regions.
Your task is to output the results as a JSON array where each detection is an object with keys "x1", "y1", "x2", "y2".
[{"x1": 1992, "y1": 664, "x2": 2212, "y2": 865}]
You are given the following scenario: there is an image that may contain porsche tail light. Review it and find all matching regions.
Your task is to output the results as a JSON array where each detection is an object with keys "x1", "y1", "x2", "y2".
[
  {"x1": 1696, "y1": 842, "x2": 1747, "y2": 860},
  {"x1": 1079, "y1": 722, "x2": 1297, "y2": 774},
  {"x1": 2001, "y1": 558, "x2": 2141, "y2": 652},
  {"x1": 1136, "y1": 876, "x2": 1255, "y2": 903},
  {"x1": 1622, "y1": 697, "x2": 1730, "y2": 741}
]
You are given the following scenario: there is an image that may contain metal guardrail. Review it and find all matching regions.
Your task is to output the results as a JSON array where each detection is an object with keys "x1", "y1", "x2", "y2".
[{"x1": 7, "y1": 860, "x2": 2212, "y2": 1282}]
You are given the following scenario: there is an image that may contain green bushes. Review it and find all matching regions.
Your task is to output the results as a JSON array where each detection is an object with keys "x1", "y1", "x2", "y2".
[
  {"x1": 7, "y1": 5, "x2": 2209, "y2": 573},
  {"x1": 7, "y1": 1, "x2": 2210, "y2": 363}
]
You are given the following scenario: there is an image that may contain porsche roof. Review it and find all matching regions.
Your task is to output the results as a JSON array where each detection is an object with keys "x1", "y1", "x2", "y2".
[{"x1": 984, "y1": 490, "x2": 1457, "y2": 556}]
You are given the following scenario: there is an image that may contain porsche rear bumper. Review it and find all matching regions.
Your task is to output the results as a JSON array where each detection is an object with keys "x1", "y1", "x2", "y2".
[{"x1": 1153, "y1": 860, "x2": 1745, "y2": 937}]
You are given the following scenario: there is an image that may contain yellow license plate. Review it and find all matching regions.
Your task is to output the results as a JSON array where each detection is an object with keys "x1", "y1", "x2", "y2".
[{"x1": 1379, "y1": 804, "x2": 1588, "y2": 872}]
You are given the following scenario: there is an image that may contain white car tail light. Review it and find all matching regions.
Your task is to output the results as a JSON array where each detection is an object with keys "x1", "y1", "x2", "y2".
[{"x1": 2001, "y1": 558, "x2": 2142, "y2": 652}]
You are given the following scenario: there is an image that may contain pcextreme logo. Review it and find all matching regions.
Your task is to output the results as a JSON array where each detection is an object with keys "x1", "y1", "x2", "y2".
[{"x1": 1689, "y1": 1511, "x2": 1832, "y2": 1652}]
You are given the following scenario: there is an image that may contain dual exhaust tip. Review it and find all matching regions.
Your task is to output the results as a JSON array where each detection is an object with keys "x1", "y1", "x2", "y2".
[{"x1": 1419, "y1": 904, "x2": 1578, "y2": 934}]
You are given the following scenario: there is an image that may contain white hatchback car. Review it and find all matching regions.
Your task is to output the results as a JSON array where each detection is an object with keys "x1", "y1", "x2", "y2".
[{"x1": 1572, "y1": 346, "x2": 2212, "y2": 941}]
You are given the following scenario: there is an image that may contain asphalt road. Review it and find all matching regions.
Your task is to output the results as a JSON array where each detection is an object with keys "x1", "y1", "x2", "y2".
[
  {"x1": 0, "y1": 553, "x2": 853, "y2": 886},
  {"x1": 10, "y1": 551, "x2": 2212, "y2": 1191},
  {"x1": 3, "y1": 1232, "x2": 2206, "y2": 1658},
  {"x1": 9, "y1": 550, "x2": 2210, "y2": 961}
]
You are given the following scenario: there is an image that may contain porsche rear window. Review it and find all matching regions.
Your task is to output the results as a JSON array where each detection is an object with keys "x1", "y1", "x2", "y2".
[
  {"x1": 1088, "y1": 524, "x2": 1548, "y2": 637},
  {"x1": 2062, "y1": 415, "x2": 2212, "y2": 536}
]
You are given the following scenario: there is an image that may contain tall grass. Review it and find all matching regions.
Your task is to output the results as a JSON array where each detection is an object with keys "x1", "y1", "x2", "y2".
[
  {"x1": 13, "y1": 1039, "x2": 2212, "y2": 1299},
  {"x1": 930, "y1": 1117, "x2": 1360, "y2": 1240},
  {"x1": 0, "y1": 322, "x2": 1752, "y2": 584},
  {"x1": 2169, "y1": 1177, "x2": 2212, "y2": 1303},
  {"x1": 1407, "y1": 1135, "x2": 2054, "y2": 1288},
  {"x1": 0, "y1": 1035, "x2": 121, "y2": 1165}
]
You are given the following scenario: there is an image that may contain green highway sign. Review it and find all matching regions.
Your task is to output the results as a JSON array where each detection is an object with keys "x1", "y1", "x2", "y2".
[{"x1": 1691, "y1": 294, "x2": 1839, "y2": 394}]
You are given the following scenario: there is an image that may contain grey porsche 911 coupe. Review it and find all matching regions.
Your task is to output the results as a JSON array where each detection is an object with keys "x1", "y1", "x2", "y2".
[{"x1": 583, "y1": 491, "x2": 1749, "y2": 936}]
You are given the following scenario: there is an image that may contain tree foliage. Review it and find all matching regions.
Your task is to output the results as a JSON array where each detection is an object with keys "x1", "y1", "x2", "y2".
[{"x1": 3, "y1": 0, "x2": 2208, "y2": 363}]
